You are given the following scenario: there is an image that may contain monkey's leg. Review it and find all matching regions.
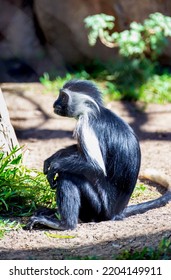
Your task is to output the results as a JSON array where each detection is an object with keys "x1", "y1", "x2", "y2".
[{"x1": 27, "y1": 174, "x2": 81, "y2": 230}]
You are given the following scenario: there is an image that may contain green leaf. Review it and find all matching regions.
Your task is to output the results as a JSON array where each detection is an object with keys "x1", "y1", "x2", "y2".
[
  {"x1": 10, "y1": 154, "x2": 22, "y2": 165},
  {"x1": 44, "y1": 232, "x2": 76, "y2": 239},
  {"x1": 130, "y1": 22, "x2": 144, "y2": 32}
]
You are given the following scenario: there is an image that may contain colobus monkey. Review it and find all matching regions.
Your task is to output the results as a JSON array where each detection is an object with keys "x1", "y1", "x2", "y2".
[{"x1": 27, "y1": 80, "x2": 171, "y2": 230}]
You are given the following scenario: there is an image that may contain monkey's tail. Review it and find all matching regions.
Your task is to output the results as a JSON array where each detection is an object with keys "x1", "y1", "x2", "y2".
[{"x1": 124, "y1": 168, "x2": 171, "y2": 218}]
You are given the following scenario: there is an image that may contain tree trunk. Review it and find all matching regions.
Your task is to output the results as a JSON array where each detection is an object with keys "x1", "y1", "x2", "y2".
[{"x1": 0, "y1": 88, "x2": 19, "y2": 154}]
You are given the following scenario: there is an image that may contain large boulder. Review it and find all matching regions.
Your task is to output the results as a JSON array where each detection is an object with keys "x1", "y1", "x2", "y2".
[
  {"x1": 113, "y1": 0, "x2": 171, "y2": 30},
  {"x1": 34, "y1": 0, "x2": 171, "y2": 65},
  {"x1": 1, "y1": 0, "x2": 171, "y2": 81},
  {"x1": 0, "y1": 0, "x2": 59, "y2": 81},
  {"x1": 34, "y1": 0, "x2": 115, "y2": 65}
]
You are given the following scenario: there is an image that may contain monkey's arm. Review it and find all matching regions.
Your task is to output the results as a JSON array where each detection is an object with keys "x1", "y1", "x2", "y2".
[
  {"x1": 46, "y1": 151, "x2": 103, "y2": 188},
  {"x1": 43, "y1": 144, "x2": 78, "y2": 174}
]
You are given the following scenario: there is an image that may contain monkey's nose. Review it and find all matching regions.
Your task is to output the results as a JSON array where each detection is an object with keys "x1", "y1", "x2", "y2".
[{"x1": 54, "y1": 105, "x2": 62, "y2": 115}]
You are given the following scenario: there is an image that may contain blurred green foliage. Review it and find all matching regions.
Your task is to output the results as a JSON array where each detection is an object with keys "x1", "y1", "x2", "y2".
[
  {"x1": 139, "y1": 73, "x2": 171, "y2": 103},
  {"x1": 40, "y1": 13, "x2": 171, "y2": 103},
  {"x1": 40, "y1": 71, "x2": 90, "y2": 93},
  {"x1": 40, "y1": 59, "x2": 171, "y2": 104},
  {"x1": 82, "y1": 12, "x2": 171, "y2": 103},
  {"x1": 84, "y1": 12, "x2": 171, "y2": 60}
]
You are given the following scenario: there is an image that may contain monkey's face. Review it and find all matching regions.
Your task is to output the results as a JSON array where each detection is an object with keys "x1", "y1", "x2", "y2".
[
  {"x1": 53, "y1": 89, "x2": 86, "y2": 118},
  {"x1": 54, "y1": 83, "x2": 100, "y2": 119},
  {"x1": 53, "y1": 91, "x2": 70, "y2": 117}
]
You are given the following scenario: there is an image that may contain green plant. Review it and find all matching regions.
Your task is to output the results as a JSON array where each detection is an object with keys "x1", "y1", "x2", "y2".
[
  {"x1": 40, "y1": 72, "x2": 72, "y2": 93},
  {"x1": 139, "y1": 73, "x2": 171, "y2": 103},
  {"x1": 84, "y1": 12, "x2": 171, "y2": 61},
  {"x1": 0, "y1": 219, "x2": 21, "y2": 239},
  {"x1": 115, "y1": 238, "x2": 171, "y2": 260},
  {"x1": 0, "y1": 147, "x2": 55, "y2": 215},
  {"x1": 40, "y1": 70, "x2": 90, "y2": 94},
  {"x1": 131, "y1": 183, "x2": 147, "y2": 198},
  {"x1": 84, "y1": 14, "x2": 115, "y2": 47},
  {"x1": 101, "y1": 58, "x2": 156, "y2": 100},
  {"x1": 84, "y1": 13, "x2": 171, "y2": 102}
]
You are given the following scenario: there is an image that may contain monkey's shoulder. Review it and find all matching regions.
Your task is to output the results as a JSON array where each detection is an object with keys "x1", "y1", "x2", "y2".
[{"x1": 92, "y1": 106, "x2": 132, "y2": 132}]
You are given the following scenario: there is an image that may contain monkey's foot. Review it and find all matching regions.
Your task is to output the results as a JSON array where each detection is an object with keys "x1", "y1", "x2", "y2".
[
  {"x1": 24, "y1": 207, "x2": 75, "y2": 230},
  {"x1": 25, "y1": 215, "x2": 62, "y2": 230}
]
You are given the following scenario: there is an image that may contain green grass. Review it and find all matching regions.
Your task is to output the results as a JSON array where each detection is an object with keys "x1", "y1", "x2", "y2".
[
  {"x1": 131, "y1": 183, "x2": 147, "y2": 200},
  {"x1": 130, "y1": 182, "x2": 159, "y2": 204},
  {"x1": 0, "y1": 218, "x2": 21, "y2": 239},
  {"x1": 0, "y1": 147, "x2": 56, "y2": 237},
  {"x1": 0, "y1": 147, "x2": 55, "y2": 216}
]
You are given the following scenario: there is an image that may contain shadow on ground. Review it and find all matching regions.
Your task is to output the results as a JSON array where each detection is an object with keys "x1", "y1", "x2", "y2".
[{"x1": 0, "y1": 230, "x2": 170, "y2": 260}]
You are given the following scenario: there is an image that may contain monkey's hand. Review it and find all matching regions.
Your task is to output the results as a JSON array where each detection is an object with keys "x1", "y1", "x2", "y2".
[
  {"x1": 43, "y1": 152, "x2": 62, "y2": 175},
  {"x1": 46, "y1": 161, "x2": 60, "y2": 189},
  {"x1": 43, "y1": 145, "x2": 78, "y2": 175},
  {"x1": 43, "y1": 158, "x2": 51, "y2": 174}
]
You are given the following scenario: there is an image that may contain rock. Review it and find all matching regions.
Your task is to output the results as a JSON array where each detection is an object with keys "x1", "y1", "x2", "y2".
[
  {"x1": 1, "y1": 0, "x2": 171, "y2": 81},
  {"x1": 0, "y1": 0, "x2": 61, "y2": 81},
  {"x1": 34, "y1": 0, "x2": 171, "y2": 65},
  {"x1": 34, "y1": 0, "x2": 116, "y2": 65},
  {"x1": 112, "y1": 0, "x2": 171, "y2": 30}
]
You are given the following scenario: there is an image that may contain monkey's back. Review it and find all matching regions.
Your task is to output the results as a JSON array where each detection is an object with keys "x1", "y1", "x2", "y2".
[{"x1": 91, "y1": 107, "x2": 141, "y2": 194}]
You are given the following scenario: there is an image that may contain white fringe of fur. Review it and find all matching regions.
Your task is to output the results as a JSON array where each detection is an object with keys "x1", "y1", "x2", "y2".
[{"x1": 75, "y1": 114, "x2": 106, "y2": 176}]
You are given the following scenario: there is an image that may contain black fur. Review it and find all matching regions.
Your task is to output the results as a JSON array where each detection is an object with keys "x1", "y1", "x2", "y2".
[
  {"x1": 63, "y1": 79, "x2": 103, "y2": 106},
  {"x1": 27, "y1": 79, "x2": 141, "y2": 230}
]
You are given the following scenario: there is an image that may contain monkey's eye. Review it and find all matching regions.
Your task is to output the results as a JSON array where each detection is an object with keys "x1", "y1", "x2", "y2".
[{"x1": 61, "y1": 93, "x2": 68, "y2": 104}]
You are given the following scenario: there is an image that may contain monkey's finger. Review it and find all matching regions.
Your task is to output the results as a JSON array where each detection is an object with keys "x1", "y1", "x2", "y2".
[
  {"x1": 43, "y1": 160, "x2": 50, "y2": 174},
  {"x1": 47, "y1": 169, "x2": 58, "y2": 187},
  {"x1": 23, "y1": 216, "x2": 37, "y2": 231}
]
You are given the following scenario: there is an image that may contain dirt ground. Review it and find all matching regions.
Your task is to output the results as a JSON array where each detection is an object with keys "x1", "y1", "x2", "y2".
[{"x1": 0, "y1": 83, "x2": 171, "y2": 260}]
